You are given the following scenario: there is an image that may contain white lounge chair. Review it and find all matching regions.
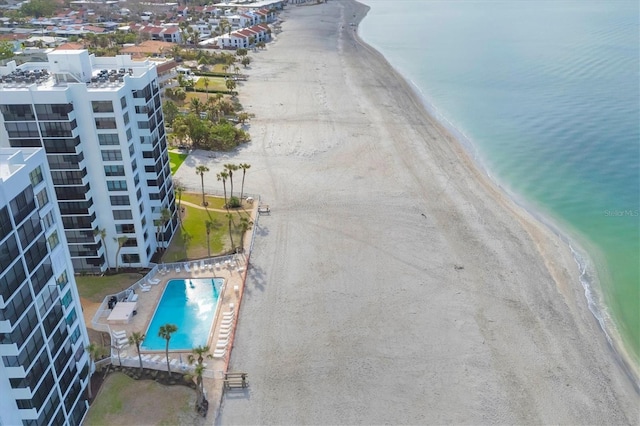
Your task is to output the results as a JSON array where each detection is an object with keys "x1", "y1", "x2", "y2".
[
  {"x1": 200, "y1": 260, "x2": 205, "y2": 271},
  {"x1": 216, "y1": 339, "x2": 228, "y2": 349},
  {"x1": 140, "y1": 283, "x2": 151, "y2": 290},
  {"x1": 112, "y1": 330, "x2": 127, "y2": 337},
  {"x1": 218, "y1": 329, "x2": 232, "y2": 339},
  {"x1": 150, "y1": 355, "x2": 162, "y2": 363},
  {"x1": 215, "y1": 262, "x2": 221, "y2": 270},
  {"x1": 222, "y1": 311, "x2": 235, "y2": 318},
  {"x1": 175, "y1": 265, "x2": 181, "y2": 273},
  {"x1": 221, "y1": 318, "x2": 234, "y2": 326},
  {"x1": 213, "y1": 349, "x2": 226, "y2": 358},
  {"x1": 184, "y1": 263, "x2": 191, "y2": 273},
  {"x1": 148, "y1": 278, "x2": 161, "y2": 285}
]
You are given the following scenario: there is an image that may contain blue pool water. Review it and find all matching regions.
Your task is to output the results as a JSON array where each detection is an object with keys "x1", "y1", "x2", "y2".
[{"x1": 142, "y1": 278, "x2": 223, "y2": 351}]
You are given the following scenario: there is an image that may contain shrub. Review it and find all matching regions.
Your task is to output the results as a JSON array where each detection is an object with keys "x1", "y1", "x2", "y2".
[{"x1": 227, "y1": 196, "x2": 241, "y2": 208}]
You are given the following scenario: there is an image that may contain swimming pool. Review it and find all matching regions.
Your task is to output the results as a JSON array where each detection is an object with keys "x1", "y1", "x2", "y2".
[{"x1": 142, "y1": 278, "x2": 223, "y2": 351}]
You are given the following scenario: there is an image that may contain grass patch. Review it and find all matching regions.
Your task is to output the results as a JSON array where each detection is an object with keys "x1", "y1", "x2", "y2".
[
  {"x1": 76, "y1": 274, "x2": 144, "y2": 302},
  {"x1": 194, "y1": 76, "x2": 227, "y2": 91},
  {"x1": 84, "y1": 373, "x2": 197, "y2": 426},
  {"x1": 169, "y1": 151, "x2": 189, "y2": 174},
  {"x1": 163, "y1": 194, "x2": 251, "y2": 262},
  {"x1": 180, "y1": 192, "x2": 227, "y2": 210}
]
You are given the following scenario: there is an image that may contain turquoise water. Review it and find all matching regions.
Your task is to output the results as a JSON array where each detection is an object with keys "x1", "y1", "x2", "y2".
[
  {"x1": 142, "y1": 278, "x2": 223, "y2": 351},
  {"x1": 359, "y1": 0, "x2": 639, "y2": 364}
]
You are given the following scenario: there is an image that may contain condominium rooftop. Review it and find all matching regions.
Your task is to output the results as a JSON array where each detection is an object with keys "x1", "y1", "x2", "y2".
[{"x1": 0, "y1": 49, "x2": 158, "y2": 91}]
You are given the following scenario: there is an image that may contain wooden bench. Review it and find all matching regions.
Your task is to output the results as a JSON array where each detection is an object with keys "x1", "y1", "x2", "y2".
[{"x1": 224, "y1": 372, "x2": 249, "y2": 389}]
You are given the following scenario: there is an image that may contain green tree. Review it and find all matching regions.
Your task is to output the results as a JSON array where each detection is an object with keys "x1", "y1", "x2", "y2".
[
  {"x1": 0, "y1": 41, "x2": 14, "y2": 60},
  {"x1": 195, "y1": 165, "x2": 210, "y2": 206},
  {"x1": 174, "y1": 180, "x2": 186, "y2": 221},
  {"x1": 159, "y1": 207, "x2": 172, "y2": 250},
  {"x1": 203, "y1": 78, "x2": 210, "y2": 99},
  {"x1": 236, "y1": 48, "x2": 248, "y2": 57},
  {"x1": 128, "y1": 331, "x2": 146, "y2": 373},
  {"x1": 20, "y1": 0, "x2": 56, "y2": 18},
  {"x1": 163, "y1": 100, "x2": 179, "y2": 127},
  {"x1": 158, "y1": 324, "x2": 178, "y2": 375},
  {"x1": 188, "y1": 345, "x2": 212, "y2": 409},
  {"x1": 224, "y1": 163, "x2": 238, "y2": 199},
  {"x1": 217, "y1": 170, "x2": 229, "y2": 207},
  {"x1": 93, "y1": 228, "x2": 110, "y2": 271},
  {"x1": 225, "y1": 78, "x2": 236, "y2": 95},
  {"x1": 113, "y1": 236, "x2": 128, "y2": 272},
  {"x1": 190, "y1": 97, "x2": 204, "y2": 116},
  {"x1": 239, "y1": 163, "x2": 251, "y2": 200},
  {"x1": 241, "y1": 56, "x2": 251, "y2": 68},
  {"x1": 85, "y1": 342, "x2": 102, "y2": 399},
  {"x1": 238, "y1": 216, "x2": 253, "y2": 250}
]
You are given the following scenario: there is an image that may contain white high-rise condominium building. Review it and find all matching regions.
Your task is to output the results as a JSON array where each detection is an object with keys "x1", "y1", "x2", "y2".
[
  {"x1": 0, "y1": 50, "x2": 177, "y2": 272},
  {"x1": 0, "y1": 147, "x2": 91, "y2": 425}
]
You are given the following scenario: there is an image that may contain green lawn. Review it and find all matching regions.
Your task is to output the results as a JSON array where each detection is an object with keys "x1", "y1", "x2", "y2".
[
  {"x1": 169, "y1": 152, "x2": 188, "y2": 174},
  {"x1": 194, "y1": 76, "x2": 227, "y2": 92},
  {"x1": 84, "y1": 373, "x2": 196, "y2": 425},
  {"x1": 180, "y1": 192, "x2": 227, "y2": 210},
  {"x1": 76, "y1": 274, "x2": 143, "y2": 302},
  {"x1": 163, "y1": 196, "x2": 251, "y2": 262}
]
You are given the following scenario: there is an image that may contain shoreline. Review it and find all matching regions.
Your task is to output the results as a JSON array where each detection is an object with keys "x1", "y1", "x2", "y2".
[
  {"x1": 353, "y1": 0, "x2": 640, "y2": 384},
  {"x1": 214, "y1": 0, "x2": 640, "y2": 423}
]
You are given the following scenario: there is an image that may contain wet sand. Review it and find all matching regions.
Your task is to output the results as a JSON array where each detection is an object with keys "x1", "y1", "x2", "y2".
[{"x1": 201, "y1": 1, "x2": 640, "y2": 424}]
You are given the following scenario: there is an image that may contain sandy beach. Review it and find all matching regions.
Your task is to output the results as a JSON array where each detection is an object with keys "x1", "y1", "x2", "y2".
[{"x1": 175, "y1": 1, "x2": 639, "y2": 424}]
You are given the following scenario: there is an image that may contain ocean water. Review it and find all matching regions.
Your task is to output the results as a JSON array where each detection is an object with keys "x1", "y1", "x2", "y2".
[{"x1": 359, "y1": 0, "x2": 639, "y2": 365}]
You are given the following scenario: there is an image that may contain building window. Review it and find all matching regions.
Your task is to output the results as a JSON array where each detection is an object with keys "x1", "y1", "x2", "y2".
[
  {"x1": 101, "y1": 150, "x2": 122, "y2": 161},
  {"x1": 115, "y1": 223, "x2": 135, "y2": 234},
  {"x1": 91, "y1": 101, "x2": 114, "y2": 113},
  {"x1": 39, "y1": 121, "x2": 76, "y2": 138},
  {"x1": 10, "y1": 185, "x2": 36, "y2": 226},
  {"x1": 0, "y1": 104, "x2": 35, "y2": 121},
  {"x1": 107, "y1": 180, "x2": 127, "y2": 191},
  {"x1": 121, "y1": 96, "x2": 127, "y2": 108},
  {"x1": 47, "y1": 231, "x2": 60, "y2": 250},
  {"x1": 29, "y1": 166, "x2": 43, "y2": 187},
  {"x1": 95, "y1": 118, "x2": 117, "y2": 129},
  {"x1": 5, "y1": 121, "x2": 40, "y2": 137},
  {"x1": 122, "y1": 238, "x2": 137, "y2": 247},
  {"x1": 122, "y1": 253, "x2": 140, "y2": 264},
  {"x1": 110, "y1": 195, "x2": 130, "y2": 206},
  {"x1": 41, "y1": 210, "x2": 55, "y2": 230},
  {"x1": 35, "y1": 104, "x2": 73, "y2": 120},
  {"x1": 98, "y1": 134, "x2": 120, "y2": 145},
  {"x1": 56, "y1": 270, "x2": 69, "y2": 289},
  {"x1": 35, "y1": 188, "x2": 49, "y2": 209},
  {"x1": 126, "y1": 128, "x2": 133, "y2": 141},
  {"x1": 104, "y1": 165, "x2": 125, "y2": 176},
  {"x1": 123, "y1": 112, "x2": 130, "y2": 125},
  {"x1": 113, "y1": 210, "x2": 133, "y2": 220}
]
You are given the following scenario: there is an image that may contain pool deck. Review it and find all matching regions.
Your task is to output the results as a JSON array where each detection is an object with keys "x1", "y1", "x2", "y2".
[{"x1": 97, "y1": 257, "x2": 247, "y2": 421}]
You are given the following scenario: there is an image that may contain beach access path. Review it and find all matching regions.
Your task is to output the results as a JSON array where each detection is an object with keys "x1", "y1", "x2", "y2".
[{"x1": 173, "y1": 1, "x2": 638, "y2": 424}]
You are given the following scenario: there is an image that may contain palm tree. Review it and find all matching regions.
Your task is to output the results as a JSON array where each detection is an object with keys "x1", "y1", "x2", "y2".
[
  {"x1": 239, "y1": 163, "x2": 251, "y2": 200},
  {"x1": 224, "y1": 163, "x2": 238, "y2": 199},
  {"x1": 195, "y1": 165, "x2": 210, "y2": 206},
  {"x1": 128, "y1": 332, "x2": 146, "y2": 373},
  {"x1": 188, "y1": 345, "x2": 213, "y2": 366},
  {"x1": 188, "y1": 345, "x2": 212, "y2": 408},
  {"x1": 238, "y1": 216, "x2": 253, "y2": 250},
  {"x1": 85, "y1": 342, "x2": 102, "y2": 399},
  {"x1": 94, "y1": 228, "x2": 110, "y2": 271},
  {"x1": 113, "y1": 236, "x2": 128, "y2": 272},
  {"x1": 190, "y1": 98, "x2": 204, "y2": 116},
  {"x1": 203, "y1": 78, "x2": 210, "y2": 99},
  {"x1": 158, "y1": 324, "x2": 178, "y2": 375},
  {"x1": 217, "y1": 171, "x2": 229, "y2": 207},
  {"x1": 112, "y1": 343, "x2": 125, "y2": 366},
  {"x1": 174, "y1": 180, "x2": 186, "y2": 222},
  {"x1": 159, "y1": 207, "x2": 172, "y2": 250},
  {"x1": 225, "y1": 78, "x2": 236, "y2": 95},
  {"x1": 226, "y1": 213, "x2": 235, "y2": 250}
]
